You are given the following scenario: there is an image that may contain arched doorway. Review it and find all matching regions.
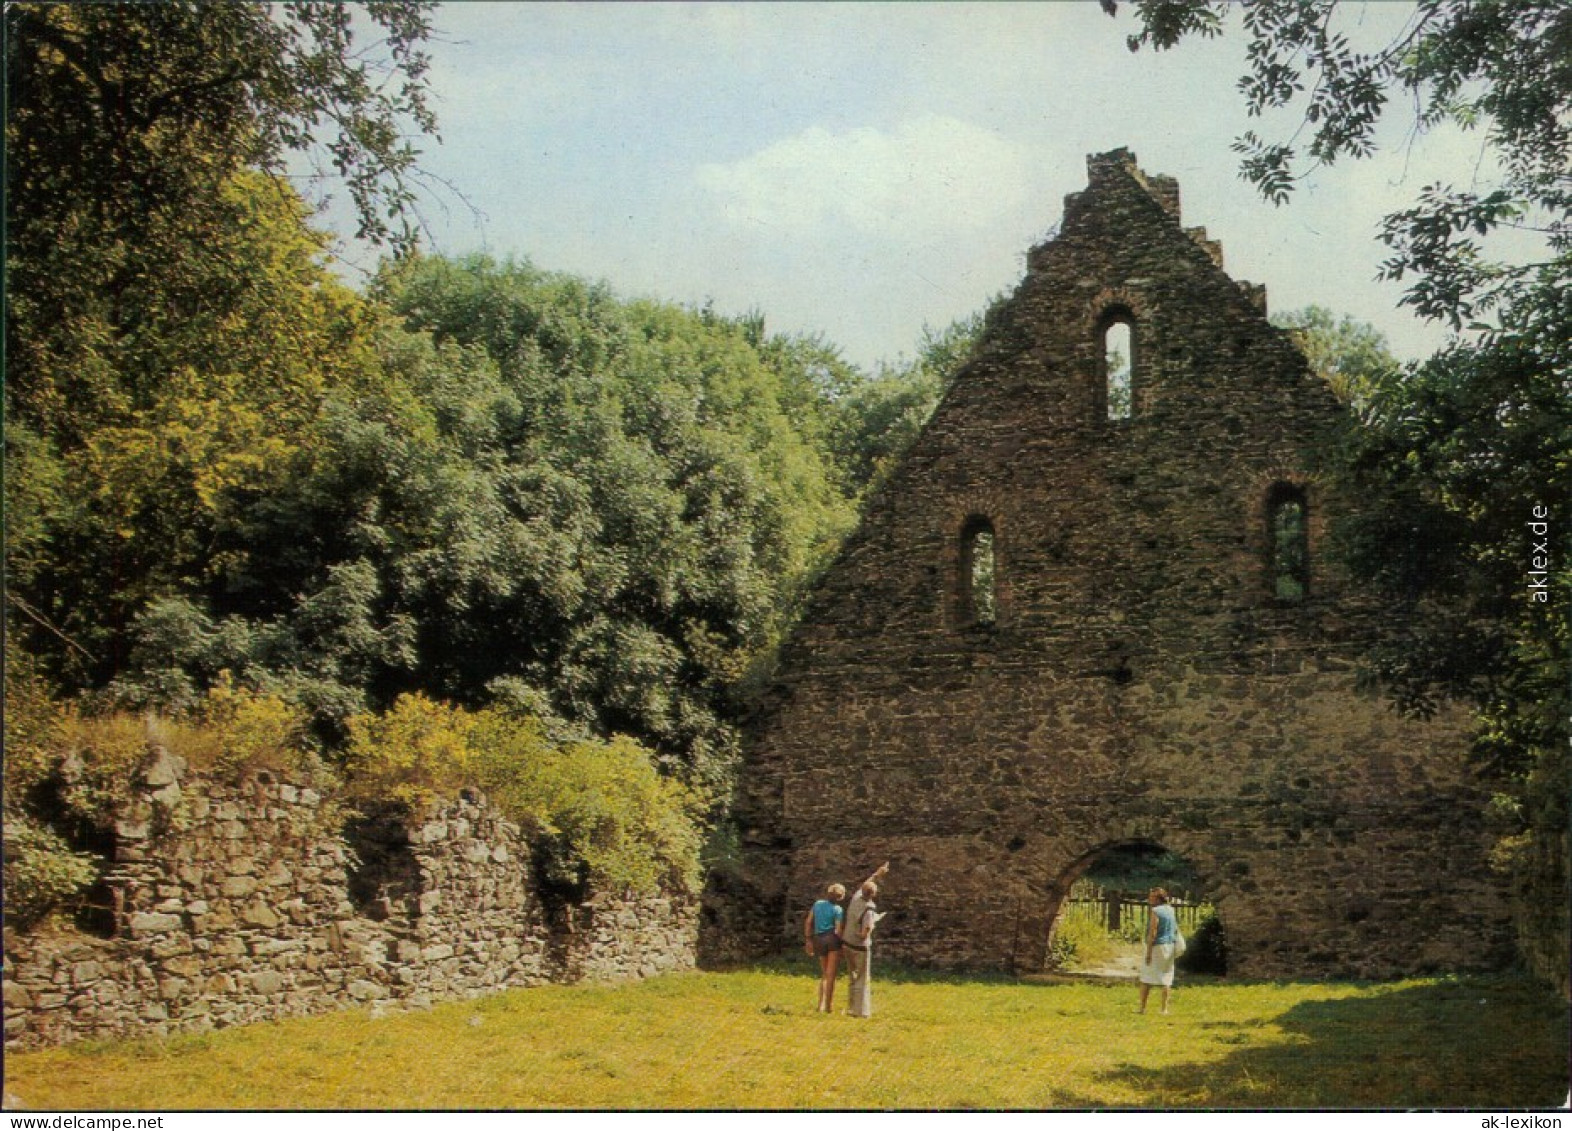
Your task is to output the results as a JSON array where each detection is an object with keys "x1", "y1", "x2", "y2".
[{"x1": 1044, "y1": 841, "x2": 1226, "y2": 977}]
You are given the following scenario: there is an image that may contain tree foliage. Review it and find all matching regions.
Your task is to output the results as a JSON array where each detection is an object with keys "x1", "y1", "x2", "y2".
[
  {"x1": 5, "y1": 2, "x2": 976, "y2": 925},
  {"x1": 830, "y1": 313, "x2": 987, "y2": 490},
  {"x1": 1272, "y1": 304, "x2": 1402, "y2": 417},
  {"x1": 1331, "y1": 278, "x2": 1569, "y2": 761},
  {"x1": 1328, "y1": 279, "x2": 1570, "y2": 991},
  {"x1": 5, "y1": 2, "x2": 437, "y2": 268},
  {"x1": 6, "y1": 1, "x2": 438, "y2": 681},
  {"x1": 1117, "y1": 0, "x2": 1568, "y2": 328},
  {"x1": 2, "y1": 2, "x2": 966, "y2": 805},
  {"x1": 94, "y1": 255, "x2": 864, "y2": 793},
  {"x1": 368, "y1": 257, "x2": 858, "y2": 781},
  {"x1": 6, "y1": 3, "x2": 1143, "y2": 933},
  {"x1": 5, "y1": 172, "x2": 384, "y2": 688}
]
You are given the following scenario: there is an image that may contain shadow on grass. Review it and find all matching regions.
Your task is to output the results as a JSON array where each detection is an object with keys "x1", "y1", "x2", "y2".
[
  {"x1": 710, "y1": 958, "x2": 1566, "y2": 1109},
  {"x1": 1088, "y1": 973, "x2": 1570, "y2": 1110}
]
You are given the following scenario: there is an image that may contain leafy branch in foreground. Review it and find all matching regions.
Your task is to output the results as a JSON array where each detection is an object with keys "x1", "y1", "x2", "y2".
[{"x1": 1115, "y1": 0, "x2": 1569, "y2": 328}]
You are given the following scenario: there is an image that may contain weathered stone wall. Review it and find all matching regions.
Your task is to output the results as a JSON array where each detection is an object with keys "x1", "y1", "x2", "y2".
[
  {"x1": 3, "y1": 756, "x2": 697, "y2": 1050},
  {"x1": 716, "y1": 149, "x2": 1516, "y2": 978}
]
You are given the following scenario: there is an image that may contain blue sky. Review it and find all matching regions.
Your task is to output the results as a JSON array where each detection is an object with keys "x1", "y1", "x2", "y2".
[{"x1": 339, "y1": 2, "x2": 1517, "y2": 371}]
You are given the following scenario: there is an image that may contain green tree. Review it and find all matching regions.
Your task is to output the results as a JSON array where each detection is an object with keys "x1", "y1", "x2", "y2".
[
  {"x1": 831, "y1": 312, "x2": 988, "y2": 492},
  {"x1": 369, "y1": 257, "x2": 857, "y2": 786},
  {"x1": 755, "y1": 331, "x2": 863, "y2": 488},
  {"x1": 5, "y1": 2, "x2": 437, "y2": 281},
  {"x1": 1272, "y1": 305, "x2": 1402, "y2": 418},
  {"x1": 1114, "y1": 0, "x2": 1567, "y2": 328},
  {"x1": 1329, "y1": 287, "x2": 1569, "y2": 989},
  {"x1": 5, "y1": 1, "x2": 439, "y2": 683},
  {"x1": 6, "y1": 0, "x2": 436, "y2": 435},
  {"x1": 6, "y1": 174, "x2": 384, "y2": 687},
  {"x1": 112, "y1": 256, "x2": 861, "y2": 794}
]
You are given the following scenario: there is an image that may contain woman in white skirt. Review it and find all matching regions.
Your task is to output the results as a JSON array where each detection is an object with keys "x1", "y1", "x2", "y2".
[{"x1": 1138, "y1": 887, "x2": 1180, "y2": 1015}]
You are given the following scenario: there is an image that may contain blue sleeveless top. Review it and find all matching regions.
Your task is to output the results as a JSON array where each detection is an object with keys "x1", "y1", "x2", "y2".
[
  {"x1": 812, "y1": 899, "x2": 844, "y2": 935},
  {"x1": 1152, "y1": 904, "x2": 1178, "y2": 944}
]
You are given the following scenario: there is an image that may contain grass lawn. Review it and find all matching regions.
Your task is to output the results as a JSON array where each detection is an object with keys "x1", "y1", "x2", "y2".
[{"x1": 4, "y1": 966, "x2": 1566, "y2": 1110}]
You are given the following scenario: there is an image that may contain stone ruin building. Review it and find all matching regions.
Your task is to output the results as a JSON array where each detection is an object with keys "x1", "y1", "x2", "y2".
[{"x1": 715, "y1": 149, "x2": 1515, "y2": 978}]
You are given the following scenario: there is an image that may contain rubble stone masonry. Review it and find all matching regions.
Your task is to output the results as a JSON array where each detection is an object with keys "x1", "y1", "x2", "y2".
[
  {"x1": 714, "y1": 149, "x2": 1515, "y2": 978},
  {"x1": 3, "y1": 751, "x2": 696, "y2": 1050}
]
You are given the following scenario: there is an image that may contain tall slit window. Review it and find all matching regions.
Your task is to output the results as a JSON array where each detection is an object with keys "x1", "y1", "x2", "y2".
[
  {"x1": 962, "y1": 518, "x2": 997, "y2": 627},
  {"x1": 1267, "y1": 485, "x2": 1309, "y2": 602},
  {"x1": 1102, "y1": 315, "x2": 1134, "y2": 421}
]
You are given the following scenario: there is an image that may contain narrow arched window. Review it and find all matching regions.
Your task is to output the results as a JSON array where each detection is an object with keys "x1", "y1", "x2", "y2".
[
  {"x1": 1101, "y1": 314, "x2": 1134, "y2": 421},
  {"x1": 961, "y1": 517, "x2": 997, "y2": 626},
  {"x1": 1267, "y1": 484, "x2": 1309, "y2": 602}
]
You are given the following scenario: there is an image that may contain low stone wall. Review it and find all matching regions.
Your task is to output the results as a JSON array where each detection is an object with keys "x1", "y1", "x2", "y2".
[{"x1": 2, "y1": 753, "x2": 697, "y2": 1050}]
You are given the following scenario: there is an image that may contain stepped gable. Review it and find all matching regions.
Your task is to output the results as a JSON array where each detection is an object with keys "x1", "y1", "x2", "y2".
[{"x1": 708, "y1": 148, "x2": 1512, "y2": 980}]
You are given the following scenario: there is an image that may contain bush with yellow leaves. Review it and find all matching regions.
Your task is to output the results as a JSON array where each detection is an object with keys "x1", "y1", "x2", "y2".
[{"x1": 345, "y1": 694, "x2": 705, "y2": 897}]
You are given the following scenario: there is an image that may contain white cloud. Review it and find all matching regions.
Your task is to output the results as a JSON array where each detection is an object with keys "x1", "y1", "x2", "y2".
[
  {"x1": 695, "y1": 116, "x2": 1032, "y2": 240},
  {"x1": 404, "y1": 3, "x2": 1538, "y2": 369}
]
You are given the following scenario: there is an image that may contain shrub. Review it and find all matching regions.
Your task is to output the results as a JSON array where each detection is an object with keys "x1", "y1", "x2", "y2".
[
  {"x1": 1178, "y1": 911, "x2": 1228, "y2": 974},
  {"x1": 1048, "y1": 911, "x2": 1122, "y2": 970},
  {"x1": 3, "y1": 651, "x2": 64, "y2": 815},
  {"x1": 342, "y1": 692, "x2": 476, "y2": 809},
  {"x1": 344, "y1": 694, "x2": 706, "y2": 897},
  {"x1": 40, "y1": 684, "x2": 322, "y2": 828},
  {"x1": 180, "y1": 678, "x2": 318, "y2": 778},
  {"x1": 485, "y1": 731, "x2": 705, "y2": 898},
  {"x1": 51, "y1": 712, "x2": 152, "y2": 828},
  {"x1": 1, "y1": 815, "x2": 100, "y2": 928},
  {"x1": 1046, "y1": 925, "x2": 1078, "y2": 969}
]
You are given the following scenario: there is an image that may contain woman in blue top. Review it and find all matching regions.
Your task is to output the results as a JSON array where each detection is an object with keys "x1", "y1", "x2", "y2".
[
  {"x1": 804, "y1": 882, "x2": 846, "y2": 1012},
  {"x1": 1138, "y1": 887, "x2": 1180, "y2": 1015}
]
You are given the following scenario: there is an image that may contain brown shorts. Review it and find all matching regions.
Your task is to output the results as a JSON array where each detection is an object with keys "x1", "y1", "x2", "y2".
[{"x1": 812, "y1": 930, "x2": 842, "y2": 957}]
